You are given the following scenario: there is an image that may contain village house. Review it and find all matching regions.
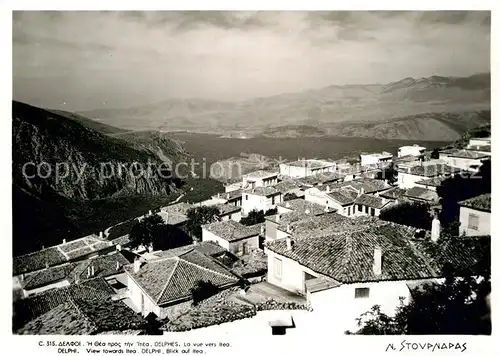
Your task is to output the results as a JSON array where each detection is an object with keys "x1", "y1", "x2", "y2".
[
  {"x1": 414, "y1": 176, "x2": 448, "y2": 191},
  {"x1": 265, "y1": 222, "x2": 489, "y2": 331},
  {"x1": 224, "y1": 181, "x2": 244, "y2": 193},
  {"x1": 273, "y1": 179, "x2": 304, "y2": 198},
  {"x1": 241, "y1": 186, "x2": 282, "y2": 215},
  {"x1": 279, "y1": 159, "x2": 336, "y2": 178},
  {"x1": 125, "y1": 248, "x2": 240, "y2": 319},
  {"x1": 18, "y1": 250, "x2": 137, "y2": 298},
  {"x1": 13, "y1": 234, "x2": 119, "y2": 278},
  {"x1": 467, "y1": 137, "x2": 491, "y2": 149},
  {"x1": 212, "y1": 189, "x2": 243, "y2": 207},
  {"x1": 353, "y1": 194, "x2": 392, "y2": 217},
  {"x1": 403, "y1": 186, "x2": 440, "y2": 206},
  {"x1": 242, "y1": 170, "x2": 279, "y2": 189},
  {"x1": 379, "y1": 186, "x2": 407, "y2": 204},
  {"x1": 294, "y1": 172, "x2": 342, "y2": 188},
  {"x1": 458, "y1": 193, "x2": 491, "y2": 237},
  {"x1": 201, "y1": 220, "x2": 262, "y2": 255},
  {"x1": 396, "y1": 161, "x2": 460, "y2": 189},
  {"x1": 397, "y1": 145, "x2": 426, "y2": 157},
  {"x1": 359, "y1": 152, "x2": 393, "y2": 167},
  {"x1": 440, "y1": 150, "x2": 490, "y2": 172},
  {"x1": 214, "y1": 204, "x2": 242, "y2": 222}
]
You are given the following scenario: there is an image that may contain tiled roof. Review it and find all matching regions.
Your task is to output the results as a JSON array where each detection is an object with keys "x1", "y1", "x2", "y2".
[
  {"x1": 285, "y1": 160, "x2": 335, "y2": 169},
  {"x1": 224, "y1": 189, "x2": 243, "y2": 201},
  {"x1": 153, "y1": 241, "x2": 226, "y2": 258},
  {"x1": 125, "y1": 249, "x2": 239, "y2": 306},
  {"x1": 321, "y1": 178, "x2": 390, "y2": 194},
  {"x1": 266, "y1": 224, "x2": 489, "y2": 283},
  {"x1": 415, "y1": 176, "x2": 448, "y2": 187},
  {"x1": 202, "y1": 220, "x2": 260, "y2": 242},
  {"x1": 215, "y1": 203, "x2": 241, "y2": 216},
  {"x1": 22, "y1": 251, "x2": 136, "y2": 290},
  {"x1": 393, "y1": 155, "x2": 421, "y2": 164},
  {"x1": 243, "y1": 170, "x2": 278, "y2": 179},
  {"x1": 162, "y1": 202, "x2": 194, "y2": 215},
  {"x1": 295, "y1": 172, "x2": 341, "y2": 186},
  {"x1": 400, "y1": 164, "x2": 461, "y2": 177},
  {"x1": 459, "y1": 194, "x2": 491, "y2": 212},
  {"x1": 18, "y1": 297, "x2": 147, "y2": 335},
  {"x1": 13, "y1": 235, "x2": 113, "y2": 276},
  {"x1": 379, "y1": 187, "x2": 406, "y2": 200},
  {"x1": 243, "y1": 186, "x2": 280, "y2": 197},
  {"x1": 273, "y1": 180, "x2": 301, "y2": 193},
  {"x1": 277, "y1": 213, "x2": 382, "y2": 238},
  {"x1": 448, "y1": 150, "x2": 490, "y2": 159},
  {"x1": 13, "y1": 278, "x2": 114, "y2": 330},
  {"x1": 157, "y1": 211, "x2": 190, "y2": 226},
  {"x1": 355, "y1": 194, "x2": 390, "y2": 209},
  {"x1": 277, "y1": 198, "x2": 327, "y2": 216},
  {"x1": 327, "y1": 189, "x2": 358, "y2": 206},
  {"x1": 404, "y1": 187, "x2": 439, "y2": 203}
]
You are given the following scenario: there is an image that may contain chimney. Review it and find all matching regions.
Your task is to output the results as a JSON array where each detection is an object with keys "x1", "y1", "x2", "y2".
[
  {"x1": 373, "y1": 247, "x2": 382, "y2": 276},
  {"x1": 148, "y1": 243, "x2": 154, "y2": 253},
  {"x1": 116, "y1": 244, "x2": 121, "y2": 251},
  {"x1": 148, "y1": 210, "x2": 152, "y2": 216},
  {"x1": 45, "y1": 262, "x2": 49, "y2": 269},
  {"x1": 286, "y1": 202, "x2": 291, "y2": 208},
  {"x1": 260, "y1": 225, "x2": 265, "y2": 235},
  {"x1": 384, "y1": 179, "x2": 388, "y2": 186},
  {"x1": 305, "y1": 209, "x2": 310, "y2": 215},
  {"x1": 133, "y1": 258, "x2": 142, "y2": 273},
  {"x1": 62, "y1": 239, "x2": 66, "y2": 244},
  {"x1": 193, "y1": 240, "x2": 198, "y2": 245},
  {"x1": 326, "y1": 186, "x2": 330, "y2": 193},
  {"x1": 286, "y1": 224, "x2": 292, "y2": 233},
  {"x1": 226, "y1": 193, "x2": 230, "y2": 200},
  {"x1": 116, "y1": 261, "x2": 120, "y2": 271},
  {"x1": 87, "y1": 266, "x2": 91, "y2": 278},
  {"x1": 286, "y1": 236, "x2": 293, "y2": 251},
  {"x1": 217, "y1": 193, "x2": 220, "y2": 198},
  {"x1": 252, "y1": 188, "x2": 255, "y2": 193},
  {"x1": 91, "y1": 264, "x2": 95, "y2": 276},
  {"x1": 99, "y1": 231, "x2": 103, "y2": 239},
  {"x1": 324, "y1": 206, "x2": 330, "y2": 213},
  {"x1": 276, "y1": 214, "x2": 281, "y2": 223},
  {"x1": 431, "y1": 215, "x2": 441, "y2": 242},
  {"x1": 358, "y1": 187, "x2": 365, "y2": 197}
]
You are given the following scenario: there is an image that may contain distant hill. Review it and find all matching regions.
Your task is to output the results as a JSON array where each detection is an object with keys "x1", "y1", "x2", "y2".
[
  {"x1": 12, "y1": 101, "x2": 187, "y2": 255},
  {"x1": 79, "y1": 73, "x2": 490, "y2": 141}
]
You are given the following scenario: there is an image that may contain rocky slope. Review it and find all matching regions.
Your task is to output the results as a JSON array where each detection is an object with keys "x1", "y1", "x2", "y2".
[{"x1": 13, "y1": 101, "x2": 187, "y2": 255}]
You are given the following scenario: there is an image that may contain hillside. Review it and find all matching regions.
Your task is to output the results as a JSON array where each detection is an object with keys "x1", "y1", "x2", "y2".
[
  {"x1": 12, "y1": 101, "x2": 187, "y2": 255},
  {"x1": 79, "y1": 73, "x2": 490, "y2": 140}
]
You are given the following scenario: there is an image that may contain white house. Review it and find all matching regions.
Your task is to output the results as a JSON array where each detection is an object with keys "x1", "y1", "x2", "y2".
[
  {"x1": 125, "y1": 248, "x2": 239, "y2": 319},
  {"x1": 212, "y1": 190, "x2": 243, "y2": 207},
  {"x1": 279, "y1": 159, "x2": 336, "y2": 178},
  {"x1": 353, "y1": 194, "x2": 391, "y2": 217},
  {"x1": 458, "y1": 194, "x2": 491, "y2": 237},
  {"x1": 396, "y1": 162, "x2": 460, "y2": 189},
  {"x1": 201, "y1": 220, "x2": 262, "y2": 256},
  {"x1": 242, "y1": 187, "x2": 282, "y2": 215},
  {"x1": 397, "y1": 145, "x2": 426, "y2": 157},
  {"x1": 359, "y1": 152, "x2": 393, "y2": 167},
  {"x1": 468, "y1": 137, "x2": 491, "y2": 149},
  {"x1": 441, "y1": 150, "x2": 490, "y2": 172},
  {"x1": 214, "y1": 204, "x2": 242, "y2": 222},
  {"x1": 403, "y1": 186, "x2": 440, "y2": 205},
  {"x1": 242, "y1": 170, "x2": 279, "y2": 189},
  {"x1": 265, "y1": 222, "x2": 489, "y2": 331}
]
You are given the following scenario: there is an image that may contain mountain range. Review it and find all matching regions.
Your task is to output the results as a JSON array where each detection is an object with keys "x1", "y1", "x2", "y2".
[{"x1": 79, "y1": 73, "x2": 491, "y2": 141}]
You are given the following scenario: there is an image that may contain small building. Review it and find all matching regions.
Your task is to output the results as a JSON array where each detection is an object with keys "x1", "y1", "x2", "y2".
[
  {"x1": 359, "y1": 152, "x2": 393, "y2": 167},
  {"x1": 279, "y1": 159, "x2": 336, "y2": 178},
  {"x1": 396, "y1": 162, "x2": 460, "y2": 189},
  {"x1": 202, "y1": 220, "x2": 262, "y2": 255},
  {"x1": 458, "y1": 194, "x2": 491, "y2": 236},
  {"x1": 242, "y1": 187, "x2": 282, "y2": 215},
  {"x1": 467, "y1": 137, "x2": 491, "y2": 148},
  {"x1": 276, "y1": 198, "x2": 328, "y2": 216},
  {"x1": 126, "y1": 248, "x2": 240, "y2": 319},
  {"x1": 212, "y1": 190, "x2": 243, "y2": 207},
  {"x1": 379, "y1": 186, "x2": 407, "y2": 204},
  {"x1": 242, "y1": 170, "x2": 279, "y2": 189},
  {"x1": 397, "y1": 145, "x2": 426, "y2": 158},
  {"x1": 403, "y1": 186, "x2": 440, "y2": 205},
  {"x1": 273, "y1": 179, "x2": 304, "y2": 198},
  {"x1": 295, "y1": 172, "x2": 342, "y2": 188},
  {"x1": 214, "y1": 204, "x2": 242, "y2": 222},
  {"x1": 353, "y1": 194, "x2": 391, "y2": 217},
  {"x1": 414, "y1": 176, "x2": 448, "y2": 191},
  {"x1": 442, "y1": 150, "x2": 490, "y2": 172},
  {"x1": 265, "y1": 223, "x2": 489, "y2": 331}
]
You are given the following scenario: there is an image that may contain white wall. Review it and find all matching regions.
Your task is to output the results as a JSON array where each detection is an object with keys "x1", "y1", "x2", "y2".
[
  {"x1": 459, "y1": 207, "x2": 490, "y2": 236},
  {"x1": 242, "y1": 193, "x2": 281, "y2": 215},
  {"x1": 447, "y1": 157, "x2": 484, "y2": 172},
  {"x1": 360, "y1": 154, "x2": 392, "y2": 166},
  {"x1": 201, "y1": 229, "x2": 231, "y2": 250},
  {"x1": 279, "y1": 163, "x2": 335, "y2": 178},
  {"x1": 243, "y1": 176, "x2": 278, "y2": 188},
  {"x1": 397, "y1": 172, "x2": 430, "y2": 189},
  {"x1": 127, "y1": 274, "x2": 162, "y2": 318},
  {"x1": 398, "y1": 146, "x2": 425, "y2": 157},
  {"x1": 220, "y1": 211, "x2": 242, "y2": 222},
  {"x1": 227, "y1": 236, "x2": 260, "y2": 256},
  {"x1": 469, "y1": 138, "x2": 491, "y2": 147}
]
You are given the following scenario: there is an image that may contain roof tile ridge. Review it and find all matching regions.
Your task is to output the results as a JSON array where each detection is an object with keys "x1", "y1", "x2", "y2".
[
  {"x1": 67, "y1": 295, "x2": 98, "y2": 334},
  {"x1": 157, "y1": 258, "x2": 180, "y2": 304},
  {"x1": 179, "y1": 252, "x2": 237, "y2": 280}
]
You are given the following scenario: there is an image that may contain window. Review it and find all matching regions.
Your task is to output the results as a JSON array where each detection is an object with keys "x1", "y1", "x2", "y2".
[
  {"x1": 272, "y1": 196, "x2": 275, "y2": 205},
  {"x1": 358, "y1": 204, "x2": 362, "y2": 212},
  {"x1": 468, "y1": 213, "x2": 479, "y2": 230},
  {"x1": 245, "y1": 194, "x2": 248, "y2": 200},
  {"x1": 370, "y1": 207, "x2": 375, "y2": 217},
  {"x1": 354, "y1": 287, "x2": 370, "y2": 299},
  {"x1": 274, "y1": 257, "x2": 282, "y2": 279}
]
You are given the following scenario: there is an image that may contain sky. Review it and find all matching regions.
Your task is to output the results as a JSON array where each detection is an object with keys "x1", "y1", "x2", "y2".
[{"x1": 12, "y1": 11, "x2": 491, "y2": 111}]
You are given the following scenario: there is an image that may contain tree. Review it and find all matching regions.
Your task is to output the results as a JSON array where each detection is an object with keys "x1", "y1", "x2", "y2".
[
  {"x1": 240, "y1": 208, "x2": 277, "y2": 226},
  {"x1": 379, "y1": 201, "x2": 433, "y2": 230},
  {"x1": 185, "y1": 206, "x2": 220, "y2": 241},
  {"x1": 283, "y1": 193, "x2": 300, "y2": 201},
  {"x1": 349, "y1": 261, "x2": 491, "y2": 335},
  {"x1": 430, "y1": 148, "x2": 440, "y2": 159},
  {"x1": 191, "y1": 280, "x2": 220, "y2": 306},
  {"x1": 129, "y1": 213, "x2": 192, "y2": 251}
]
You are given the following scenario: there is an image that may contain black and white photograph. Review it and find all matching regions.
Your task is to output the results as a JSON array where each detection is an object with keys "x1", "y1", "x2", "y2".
[{"x1": 10, "y1": 8, "x2": 492, "y2": 342}]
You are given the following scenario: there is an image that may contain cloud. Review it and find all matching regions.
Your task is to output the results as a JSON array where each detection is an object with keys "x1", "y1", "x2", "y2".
[{"x1": 12, "y1": 11, "x2": 490, "y2": 111}]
